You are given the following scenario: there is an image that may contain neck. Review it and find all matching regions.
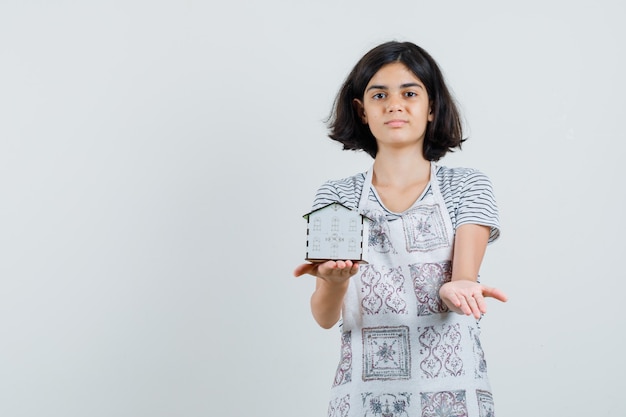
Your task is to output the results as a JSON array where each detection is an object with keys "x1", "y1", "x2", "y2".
[{"x1": 372, "y1": 147, "x2": 431, "y2": 187}]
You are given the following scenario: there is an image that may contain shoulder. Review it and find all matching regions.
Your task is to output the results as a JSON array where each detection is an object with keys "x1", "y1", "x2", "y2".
[
  {"x1": 311, "y1": 172, "x2": 366, "y2": 211},
  {"x1": 435, "y1": 165, "x2": 496, "y2": 199},
  {"x1": 436, "y1": 164, "x2": 500, "y2": 242},
  {"x1": 318, "y1": 172, "x2": 366, "y2": 193},
  {"x1": 436, "y1": 165, "x2": 493, "y2": 188}
]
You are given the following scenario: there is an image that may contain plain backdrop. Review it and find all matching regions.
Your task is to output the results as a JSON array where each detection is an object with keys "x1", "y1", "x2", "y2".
[{"x1": 1, "y1": 1, "x2": 624, "y2": 416}]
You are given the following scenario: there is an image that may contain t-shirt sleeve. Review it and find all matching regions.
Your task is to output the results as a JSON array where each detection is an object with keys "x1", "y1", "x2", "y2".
[
  {"x1": 456, "y1": 170, "x2": 501, "y2": 243},
  {"x1": 311, "y1": 180, "x2": 341, "y2": 211},
  {"x1": 310, "y1": 174, "x2": 364, "y2": 211}
]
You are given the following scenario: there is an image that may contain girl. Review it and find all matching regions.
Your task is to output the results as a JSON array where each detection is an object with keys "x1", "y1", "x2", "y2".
[{"x1": 294, "y1": 41, "x2": 507, "y2": 417}]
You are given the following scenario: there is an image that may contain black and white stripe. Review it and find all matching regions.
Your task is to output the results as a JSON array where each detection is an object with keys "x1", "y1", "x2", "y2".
[{"x1": 311, "y1": 165, "x2": 500, "y2": 242}]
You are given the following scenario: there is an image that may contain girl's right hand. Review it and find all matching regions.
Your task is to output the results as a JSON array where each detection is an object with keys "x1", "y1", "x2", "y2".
[
  {"x1": 296, "y1": 260, "x2": 359, "y2": 329},
  {"x1": 293, "y1": 260, "x2": 359, "y2": 284}
]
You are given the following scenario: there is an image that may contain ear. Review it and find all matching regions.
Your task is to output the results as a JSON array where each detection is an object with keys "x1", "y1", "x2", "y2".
[
  {"x1": 428, "y1": 103, "x2": 434, "y2": 122},
  {"x1": 353, "y1": 98, "x2": 367, "y2": 124}
]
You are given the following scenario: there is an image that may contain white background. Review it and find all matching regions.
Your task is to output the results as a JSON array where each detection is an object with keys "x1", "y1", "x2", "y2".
[{"x1": 1, "y1": 1, "x2": 624, "y2": 416}]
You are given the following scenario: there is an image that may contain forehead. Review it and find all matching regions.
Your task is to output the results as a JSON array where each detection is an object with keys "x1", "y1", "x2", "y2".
[{"x1": 366, "y1": 62, "x2": 423, "y2": 88}]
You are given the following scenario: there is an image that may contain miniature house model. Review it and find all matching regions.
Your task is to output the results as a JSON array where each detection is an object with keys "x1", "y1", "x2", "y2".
[{"x1": 303, "y1": 202, "x2": 368, "y2": 263}]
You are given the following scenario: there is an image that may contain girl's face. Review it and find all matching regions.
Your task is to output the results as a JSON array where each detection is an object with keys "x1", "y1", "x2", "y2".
[{"x1": 354, "y1": 62, "x2": 433, "y2": 153}]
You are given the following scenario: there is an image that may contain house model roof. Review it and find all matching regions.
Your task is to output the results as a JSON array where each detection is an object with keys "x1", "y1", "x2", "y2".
[{"x1": 302, "y1": 202, "x2": 356, "y2": 219}]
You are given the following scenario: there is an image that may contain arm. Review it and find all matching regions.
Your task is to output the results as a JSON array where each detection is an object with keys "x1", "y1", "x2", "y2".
[
  {"x1": 439, "y1": 224, "x2": 507, "y2": 318},
  {"x1": 294, "y1": 260, "x2": 359, "y2": 329}
]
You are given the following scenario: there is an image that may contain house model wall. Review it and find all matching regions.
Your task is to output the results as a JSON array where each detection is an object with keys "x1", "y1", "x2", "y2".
[{"x1": 303, "y1": 202, "x2": 368, "y2": 263}]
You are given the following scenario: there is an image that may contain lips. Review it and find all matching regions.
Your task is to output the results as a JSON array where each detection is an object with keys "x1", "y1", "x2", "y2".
[{"x1": 385, "y1": 119, "x2": 408, "y2": 127}]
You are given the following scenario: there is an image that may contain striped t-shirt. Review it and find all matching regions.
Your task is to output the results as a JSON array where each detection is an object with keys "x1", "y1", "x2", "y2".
[{"x1": 311, "y1": 165, "x2": 501, "y2": 243}]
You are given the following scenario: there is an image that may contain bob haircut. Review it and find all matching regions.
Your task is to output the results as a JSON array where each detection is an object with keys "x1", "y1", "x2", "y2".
[{"x1": 327, "y1": 41, "x2": 465, "y2": 161}]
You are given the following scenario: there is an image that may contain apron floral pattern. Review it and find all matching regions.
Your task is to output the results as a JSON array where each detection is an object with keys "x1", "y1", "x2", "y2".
[{"x1": 327, "y1": 163, "x2": 496, "y2": 417}]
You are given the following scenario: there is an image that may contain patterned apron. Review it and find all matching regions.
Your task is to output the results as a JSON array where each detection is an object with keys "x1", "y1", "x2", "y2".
[{"x1": 327, "y1": 163, "x2": 495, "y2": 417}]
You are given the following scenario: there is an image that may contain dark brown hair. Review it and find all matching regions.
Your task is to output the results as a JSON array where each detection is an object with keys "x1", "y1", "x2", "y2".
[{"x1": 327, "y1": 41, "x2": 465, "y2": 161}]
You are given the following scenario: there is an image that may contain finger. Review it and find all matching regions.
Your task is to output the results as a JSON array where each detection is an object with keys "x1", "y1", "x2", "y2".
[
  {"x1": 465, "y1": 295, "x2": 482, "y2": 319},
  {"x1": 341, "y1": 260, "x2": 355, "y2": 274},
  {"x1": 482, "y1": 286, "x2": 508, "y2": 302},
  {"x1": 470, "y1": 294, "x2": 487, "y2": 320},
  {"x1": 341, "y1": 266, "x2": 353, "y2": 275},
  {"x1": 293, "y1": 263, "x2": 316, "y2": 277},
  {"x1": 444, "y1": 290, "x2": 462, "y2": 308},
  {"x1": 456, "y1": 295, "x2": 472, "y2": 316},
  {"x1": 474, "y1": 294, "x2": 488, "y2": 315},
  {"x1": 317, "y1": 260, "x2": 338, "y2": 275},
  {"x1": 329, "y1": 260, "x2": 355, "y2": 276}
]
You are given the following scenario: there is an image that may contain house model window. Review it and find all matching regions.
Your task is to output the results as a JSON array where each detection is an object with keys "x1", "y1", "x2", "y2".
[{"x1": 302, "y1": 202, "x2": 369, "y2": 263}]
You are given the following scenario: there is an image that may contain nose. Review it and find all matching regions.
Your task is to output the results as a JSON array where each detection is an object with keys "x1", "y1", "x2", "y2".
[{"x1": 386, "y1": 95, "x2": 403, "y2": 112}]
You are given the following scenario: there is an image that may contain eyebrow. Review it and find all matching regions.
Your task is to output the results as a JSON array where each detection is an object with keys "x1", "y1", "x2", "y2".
[{"x1": 366, "y1": 82, "x2": 424, "y2": 92}]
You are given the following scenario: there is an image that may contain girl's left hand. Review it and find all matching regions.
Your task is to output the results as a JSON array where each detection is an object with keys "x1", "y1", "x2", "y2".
[{"x1": 439, "y1": 280, "x2": 508, "y2": 319}]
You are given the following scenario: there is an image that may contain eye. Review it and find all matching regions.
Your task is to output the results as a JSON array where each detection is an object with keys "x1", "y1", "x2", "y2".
[
  {"x1": 372, "y1": 92, "x2": 386, "y2": 100},
  {"x1": 404, "y1": 91, "x2": 418, "y2": 98}
]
